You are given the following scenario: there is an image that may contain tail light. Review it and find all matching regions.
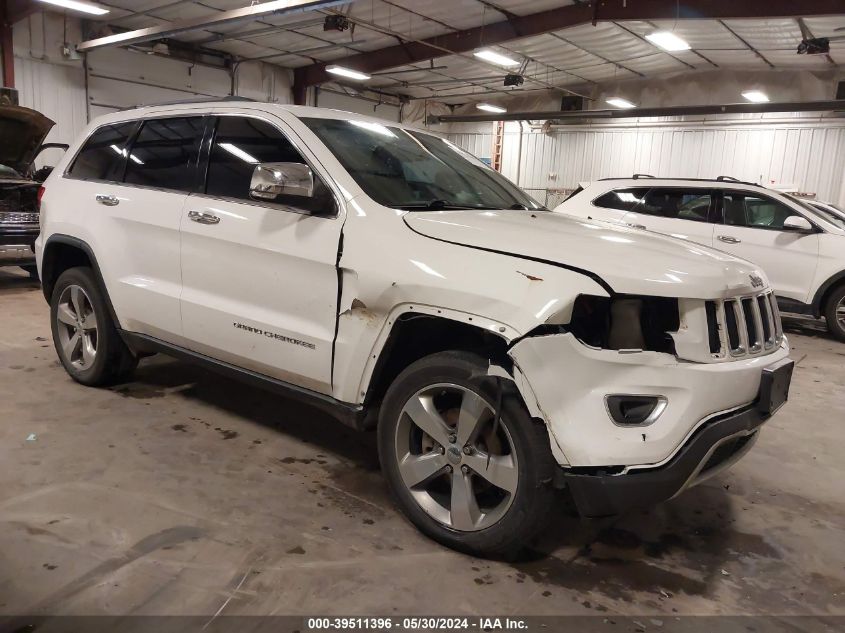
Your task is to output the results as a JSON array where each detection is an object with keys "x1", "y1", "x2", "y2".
[{"x1": 38, "y1": 186, "x2": 46, "y2": 228}]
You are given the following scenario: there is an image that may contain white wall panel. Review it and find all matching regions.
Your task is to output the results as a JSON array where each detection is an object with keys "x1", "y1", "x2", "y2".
[
  {"x1": 449, "y1": 121, "x2": 845, "y2": 207},
  {"x1": 13, "y1": 57, "x2": 87, "y2": 167},
  {"x1": 315, "y1": 89, "x2": 401, "y2": 122}
]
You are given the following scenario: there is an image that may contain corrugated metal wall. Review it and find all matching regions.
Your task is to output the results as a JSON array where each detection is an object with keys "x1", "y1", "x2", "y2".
[
  {"x1": 13, "y1": 57, "x2": 87, "y2": 168},
  {"x1": 449, "y1": 120, "x2": 845, "y2": 207}
]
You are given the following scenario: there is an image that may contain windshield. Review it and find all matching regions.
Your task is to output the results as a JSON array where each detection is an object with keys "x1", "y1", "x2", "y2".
[
  {"x1": 785, "y1": 194, "x2": 845, "y2": 230},
  {"x1": 302, "y1": 118, "x2": 544, "y2": 211}
]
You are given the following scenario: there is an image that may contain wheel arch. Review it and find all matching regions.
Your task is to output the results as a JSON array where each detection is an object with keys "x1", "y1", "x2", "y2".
[
  {"x1": 41, "y1": 234, "x2": 121, "y2": 328},
  {"x1": 358, "y1": 309, "x2": 512, "y2": 426},
  {"x1": 811, "y1": 270, "x2": 845, "y2": 317}
]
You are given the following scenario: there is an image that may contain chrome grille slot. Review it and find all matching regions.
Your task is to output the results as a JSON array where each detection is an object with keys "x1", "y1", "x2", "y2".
[
  {"x1": 758, "y1": 295, "x2": 774, "y2": 349},
  {"x1": 741, "y1": 298, "x2": 761, "y2": 353},
  {"x1": 704, "y1": 290, "x2": 782, "y2": 360}
]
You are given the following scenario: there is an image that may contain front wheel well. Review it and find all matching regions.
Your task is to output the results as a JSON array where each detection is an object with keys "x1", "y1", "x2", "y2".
[{"x1": 362, "y1": 314, "x2": 511, "y2": 420}]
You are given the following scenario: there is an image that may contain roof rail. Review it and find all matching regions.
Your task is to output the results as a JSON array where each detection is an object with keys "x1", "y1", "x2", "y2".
[
  {"x1": 119, "y1": 96, "x2": 258, "y2": 111},
  {"x1": 596, "y1": 176, "x2": 762, "y2": 187}
]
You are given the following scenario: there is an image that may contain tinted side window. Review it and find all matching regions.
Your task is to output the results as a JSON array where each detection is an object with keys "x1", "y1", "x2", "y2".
[
  {"x1": 593, "y1": 188, "x2": 647, "y2": 211},
  {"x1": 67, "y1": 122, "x2": 136, "y2": 181},
  {"x1": 206, "y1": 116, "x2": 334, "y2": 214},
  {"x1": 123, "y1": 117, "x2": 204, "y2": 191},
  {"x1": 723, "y1": 193, "x2": 796, "y2": 230},
  {"x1": 638, "y1": 188, "x2": 712, "y2": 222}
]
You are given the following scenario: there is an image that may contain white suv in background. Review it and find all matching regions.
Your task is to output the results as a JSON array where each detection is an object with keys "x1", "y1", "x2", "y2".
[
  {"x1": 558, "y1": 177, "x2": 845, "y2": 340},
  {"x1": 36, "y1": 102, "x2": 793, "y2": 556}
]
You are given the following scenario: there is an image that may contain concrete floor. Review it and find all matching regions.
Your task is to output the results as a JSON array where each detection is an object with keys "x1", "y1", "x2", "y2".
[{"x1": 1, "y1": 266, "x2": 843, "y2": 620}]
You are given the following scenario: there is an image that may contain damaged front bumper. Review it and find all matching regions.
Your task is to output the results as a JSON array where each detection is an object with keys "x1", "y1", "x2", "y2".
[{"x1": 505, "y1": 332, "x2": 792, "y2": 514}]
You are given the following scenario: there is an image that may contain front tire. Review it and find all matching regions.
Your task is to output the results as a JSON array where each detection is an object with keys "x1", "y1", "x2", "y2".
[
  {"x1": 377, "y1": 351, "x2": 556, "y2": 557},
  {"x1": 824, "y1": 284, "x2": 845, "y2": 342},
  {"x1": 50, "y1": 267, "x2": 137, "y2": 386}
]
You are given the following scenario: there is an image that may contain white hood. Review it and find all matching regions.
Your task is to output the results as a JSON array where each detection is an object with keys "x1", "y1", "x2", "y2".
[{"x1": 404, "y1": 209, "x2": 767, "y2": 299}]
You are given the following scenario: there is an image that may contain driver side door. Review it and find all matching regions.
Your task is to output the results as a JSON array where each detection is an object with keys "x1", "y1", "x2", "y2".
[{"x1": 179, "y1": 114, "x2": 343, "y2": 395}]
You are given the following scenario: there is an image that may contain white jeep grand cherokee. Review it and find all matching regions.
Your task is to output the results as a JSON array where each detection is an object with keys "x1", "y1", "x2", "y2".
[{"x1": 36, "y1": 101, "x2": 793, "y2": 556}]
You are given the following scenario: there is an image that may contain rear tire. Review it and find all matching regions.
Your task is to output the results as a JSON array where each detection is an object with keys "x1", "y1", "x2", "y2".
[
  {"x1": 823, "y1": 284, "x2": 845, "y2": 342},
  {"x1": 50, "y1": 267, "x2": 137, "y2": 386},
  {"x1": 377, "y1": 351, "x2": 556, "y2": 558}
]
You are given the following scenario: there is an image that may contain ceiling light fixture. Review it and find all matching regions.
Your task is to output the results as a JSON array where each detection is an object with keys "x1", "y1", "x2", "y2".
[
  {"x1": 645, "y1": 31, "x2": 691, "y2": 51},
  {"x1": 742, "y1": 90, "x2": 770, "y2": 103},
  {"x1": 606, "y1": 97, "x2": 636, "y2": 109},
  {"x1": 326, "y1": 65, "x2": 371, "y2": 81},
  {"x1": 36, "y1": 0, "x2": 109, "y2": 15},
  {"x1": 476, "y1": 103, "x2": 507, "y2": 114},
  {"x1": 473, "y1": 49, "x2": 519, "y2": 67}
]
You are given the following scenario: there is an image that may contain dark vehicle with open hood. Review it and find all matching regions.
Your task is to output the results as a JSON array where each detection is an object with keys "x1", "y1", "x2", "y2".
[{"x1": 0, "y1": 104, "x2": 66, "y2": 278}]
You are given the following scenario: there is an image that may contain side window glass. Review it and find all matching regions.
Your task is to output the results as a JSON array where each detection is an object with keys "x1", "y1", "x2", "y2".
[
  {"x1": 123, "y1": 117, "x2": 204, "y2": 192},
  {"x1": 67, "y1": 122, "x2": 136, "y2": 181},
  {"x1": 593, "y1": 188, "x2": 647, "y2": 211},
  {"x1": 723, "y1": 194, "x2": 796, "y2": 230},
  {"x1": 639, "y1": 188, "x2": 712, "y2": 222},
  {"x1": 206, "y1": 116, "x2": 335, "y2": 215}
]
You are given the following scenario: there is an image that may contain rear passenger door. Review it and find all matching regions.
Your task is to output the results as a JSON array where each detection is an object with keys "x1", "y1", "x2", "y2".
[
  {"x1": 63, "y1": 116, "x2": 205, "y2": 340},
  {"x1": 179, "y1": 114, "x2": 343, "y2": 395},
  {"x1": 622, "y1": 187, "x2": 717, "y2": 247}
]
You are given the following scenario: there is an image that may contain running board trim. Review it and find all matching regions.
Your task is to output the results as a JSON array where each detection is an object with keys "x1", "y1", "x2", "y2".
[{"x1": 118, "y1": 330, "x2": 366, "y2": 430}]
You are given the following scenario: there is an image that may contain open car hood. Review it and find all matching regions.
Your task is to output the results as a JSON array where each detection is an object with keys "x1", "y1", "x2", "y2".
[
  {"x1": 0, "y1": 105, "x2": 55, "y2": 175},
  {"x1": 404, "y1": 209, "x2": 767, "y2": 299}
]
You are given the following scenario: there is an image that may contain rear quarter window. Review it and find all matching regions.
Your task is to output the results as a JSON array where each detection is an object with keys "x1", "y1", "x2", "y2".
[
  {"x1": 67, "y1": 122, "x2": 137, "y2": 181},
  {"x1": 592, "y1": 188, "x2": 648, "y2": 211}
]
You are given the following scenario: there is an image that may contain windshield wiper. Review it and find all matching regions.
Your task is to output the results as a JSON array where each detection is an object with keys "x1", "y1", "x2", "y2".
[{"x1": 394, "y1": 199, "x2": 485, "y2": 211}]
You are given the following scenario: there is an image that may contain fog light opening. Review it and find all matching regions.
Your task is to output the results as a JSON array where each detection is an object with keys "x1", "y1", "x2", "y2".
[{"x1": 605, "y1": 395, "x2": 667, "y2": 426}]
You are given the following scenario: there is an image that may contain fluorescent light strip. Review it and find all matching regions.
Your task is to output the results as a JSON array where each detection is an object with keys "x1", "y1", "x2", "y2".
[
  {"x1": 473, "y1": 49, "x2": 519, "y2": 67},
  {"x1": 606, "y1": 97, "x2": 636, "y2": 109},
  {"x1": 36, "y1": 0, "x2": 109, "y2": 16},
  {"x1": 645, "y1": 31, "x2": 690, "y2": 52},
  {"x1": 326, "y1": 65, "x2": 371, "y2": 81},
  {"x1": 350, "y1": 120, "x2": 396, "y2": 137},
  {"x1": 220, "y1": 143, "x2": 259, "y2": 164},
  {"x1": 742, "y1": 90, "x2": 770, "y2": 103},
  {"x1": 476, "y1": 103, "x2": 507, "y2": 114}
]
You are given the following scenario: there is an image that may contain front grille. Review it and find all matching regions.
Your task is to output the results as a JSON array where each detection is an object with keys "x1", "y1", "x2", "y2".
[
  {"x1": 705, "y1": 290, "x2": 782, "y2": 359},
  {"x1": 0, "y1": 211, "x2": 39, "y2": 225}
]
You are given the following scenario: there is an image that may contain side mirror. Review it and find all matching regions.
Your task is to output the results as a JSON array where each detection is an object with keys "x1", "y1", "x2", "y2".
[
  {"x1": 250, "y1": 162, "x2": 314, "y2": 201},
  {"x1": 783, "y1": 215, "x2": 814, "y2": 232}
]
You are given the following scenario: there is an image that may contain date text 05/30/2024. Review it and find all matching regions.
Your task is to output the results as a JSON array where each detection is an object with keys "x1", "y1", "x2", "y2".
[{"x1": 306, "y1": 617, "x2": 528, "y2": 630}]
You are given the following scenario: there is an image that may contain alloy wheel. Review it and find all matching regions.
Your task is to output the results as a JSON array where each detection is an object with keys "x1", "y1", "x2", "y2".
[
  {"x1": 394, "y1": 383, "x2": 518, "y2": 532},
  {"x1": 837, "y1": 296, "x2": 845, "y2": 331},
  {"x1": 55, "y1": 285, "x2": 98, "y2": 370}
]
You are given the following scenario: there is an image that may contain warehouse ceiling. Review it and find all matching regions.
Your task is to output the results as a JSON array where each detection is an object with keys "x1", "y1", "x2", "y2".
[{"x1": 61, "y1": 0, "x2": 845, "y2": 104}]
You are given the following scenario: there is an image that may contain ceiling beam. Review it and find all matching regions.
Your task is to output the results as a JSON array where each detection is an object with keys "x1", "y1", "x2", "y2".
[
  {"x1": 293, "y1": 0, "x2": 845, "y2": 90},
  {"x1": 77, "y1": 0, "x2": 352, "y2": 52},
  {"x1": 437, "y1": 99, "x2": 845, "y2": 123}
]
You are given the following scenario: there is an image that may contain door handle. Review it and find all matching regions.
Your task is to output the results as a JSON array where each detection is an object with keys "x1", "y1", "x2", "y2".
[
  {"x1": 95, "y1": 194, "x2": 119, "y2": 207},
  {"x1": 717, "y1": 235, "x2": 741, "y2": 244},
  {"x1": 188, "y1": 210, "x2": 221, "y2": 225},
  {"x1": 626, "y1": 223, "x2": 646, "y2": 230}
]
